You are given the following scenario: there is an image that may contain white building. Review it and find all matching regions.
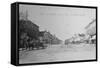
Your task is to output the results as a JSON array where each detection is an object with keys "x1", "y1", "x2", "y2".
[
  {"x1": 85, "y1": 19, "x2": 96, "y2": 43},
  {"x1": 85, "y1": 19, "x2": 96, "y2": 36}
]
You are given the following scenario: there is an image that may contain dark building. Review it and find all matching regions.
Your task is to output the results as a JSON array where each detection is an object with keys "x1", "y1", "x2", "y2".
[{"x1": 39, "y1": 31, "x2": 62, "y2": 44}]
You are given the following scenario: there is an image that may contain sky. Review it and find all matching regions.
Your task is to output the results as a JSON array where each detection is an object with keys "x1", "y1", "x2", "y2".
[{"x1": 19, "y1": 4, "x2": 96, "y2": 41}]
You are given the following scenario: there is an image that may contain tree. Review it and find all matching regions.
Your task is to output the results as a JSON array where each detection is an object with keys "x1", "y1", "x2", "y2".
[{"x1": 19, "y1": 20, "x2": 39, "y2": 39}]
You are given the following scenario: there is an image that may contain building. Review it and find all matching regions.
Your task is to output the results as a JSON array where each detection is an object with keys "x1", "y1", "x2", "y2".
[
  {"x1": 39, "y1": 31, "x2": 62, "y2": 44},
  {"x1": 85, "y1": 19, "x2": 96, "y2": 36},
  {"x1": 65, "y1": 33, "x2": 86, "y2": 44},
  {"x1": 85, "y1": 19, "x2": 96, "y2": 43}
]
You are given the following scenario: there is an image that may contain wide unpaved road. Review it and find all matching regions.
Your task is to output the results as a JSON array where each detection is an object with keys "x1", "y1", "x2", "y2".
[{"x1": 19, "y1": 44, "x2": 96, "y2": 64}]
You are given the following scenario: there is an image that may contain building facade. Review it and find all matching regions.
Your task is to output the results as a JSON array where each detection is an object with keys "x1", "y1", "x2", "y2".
[
  {"x1": 39, "y1": 31, "x2": 62, "y2": 44},
  {"x1": 85, "y1": 19, "x2": 96, "y2": 44}
]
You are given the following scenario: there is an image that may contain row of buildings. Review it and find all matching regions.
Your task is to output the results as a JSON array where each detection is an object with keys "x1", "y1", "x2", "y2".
[
  {"x1": 65, "y1": 19, "x2": 96, "y2": 44},
  {"x1": 19, "y1": 11, "x2": 62, "y2": 49},
  {"x1": 39, "y1": 31, "x2": 62, "y2": 44}
]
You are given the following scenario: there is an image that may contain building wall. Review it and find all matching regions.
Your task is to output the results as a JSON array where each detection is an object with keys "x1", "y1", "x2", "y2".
[
  {"x1": 85, "y1": 19, "x2": 96, "y2": 36},
  {"x1": 39, "y1": 31, "x2": 62, "y2": 44}
]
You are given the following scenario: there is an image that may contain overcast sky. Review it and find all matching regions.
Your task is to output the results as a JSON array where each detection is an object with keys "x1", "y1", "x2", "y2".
[{"x1": 19, "y1": 4, "x2": 96, "y2": 41}]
